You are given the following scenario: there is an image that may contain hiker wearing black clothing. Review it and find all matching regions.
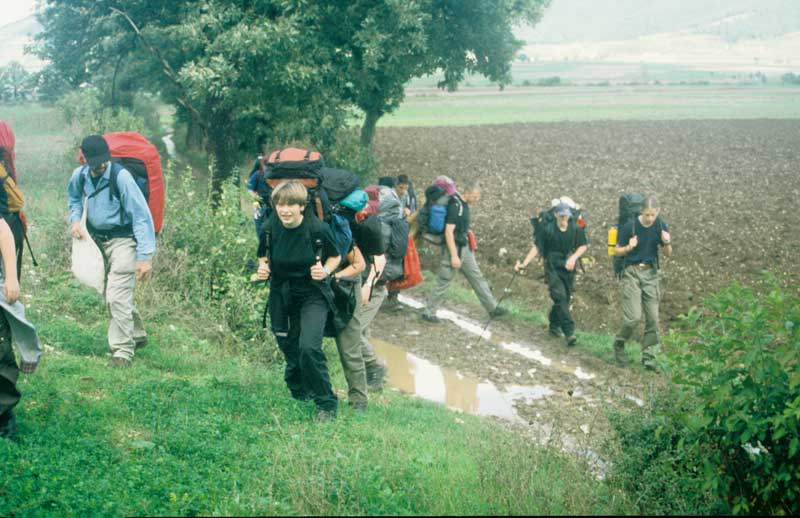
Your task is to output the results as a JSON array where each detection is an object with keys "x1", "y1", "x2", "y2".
[
  {"x1": 257, "y1": 180, "x2": 342, "y2": 422},
  {"x1": 423, "y1": 181, "x2": 507, "y2": 323},
  {"x1": 613, "y1": 196, "x2": 672, "y2": 370},
  {"x1": 515, "y1": 202, "x2": 588, "y2": 346}
]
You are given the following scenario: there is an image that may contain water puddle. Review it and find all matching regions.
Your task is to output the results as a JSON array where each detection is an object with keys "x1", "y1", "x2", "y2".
[
  {"x1": 371, "y1": 338, "x2": 553, "y2": 422},
  {"x1": 397, "y1": 294, "x2": 597, "y2": 381}
]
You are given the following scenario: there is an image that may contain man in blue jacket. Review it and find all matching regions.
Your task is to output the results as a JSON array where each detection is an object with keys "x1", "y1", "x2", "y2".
[{"x1": 67, "y1": 135, "x2": 156, "y2": 368}]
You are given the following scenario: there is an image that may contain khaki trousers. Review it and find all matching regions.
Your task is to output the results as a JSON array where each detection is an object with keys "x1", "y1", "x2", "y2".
[
  {"x1": 100, "y1": 238, "x2": 146, "y2": 361},
  {"x1": 425, "y1": 245, "x2": 498, "y2": 317},
  {"x1": 616, "y1": 265, "x2": 662, "y2": 363}
]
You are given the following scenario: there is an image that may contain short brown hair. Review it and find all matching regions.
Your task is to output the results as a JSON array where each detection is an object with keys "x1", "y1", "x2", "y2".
[{"x1": 271, "y1": 180, "x2": 307, "y2": 206}]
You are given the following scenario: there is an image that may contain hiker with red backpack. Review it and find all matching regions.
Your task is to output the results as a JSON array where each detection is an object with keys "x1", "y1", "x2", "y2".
[
  {"x1": 515, "y1": 200, "x2": 589, "y2": 347},
  {"x1": 67, "y1": 135, "x2": 157, "y2": 368},
  {"x1": 0, "y1": 120, "x2": 42, "y2": 440},
  {"x1": 422, "y1": 179, "x2": 508, "y2": 323}
]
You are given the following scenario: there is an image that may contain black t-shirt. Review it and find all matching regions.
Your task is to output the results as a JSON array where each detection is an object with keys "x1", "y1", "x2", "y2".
[
  {"x1": 269, "y1": 217, "x2": 339, "y2": 281},
  {"x1": 445, "y1": 194, "x2": 470, "y2": 247},
  {"x1": 618, "y1": 217, "x2": 669, "y2": 266},
  {"x1": 542, "y1": 221, "x2": 588, "y2": 256}
]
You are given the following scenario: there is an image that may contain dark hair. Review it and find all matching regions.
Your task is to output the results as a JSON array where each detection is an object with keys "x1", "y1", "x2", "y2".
[
  {"x1": 378, "y1": 176, "x2": 396, "y2": 188},
  {"x1": 397, "y1": 174, "x2": 410, "y2": 185}
]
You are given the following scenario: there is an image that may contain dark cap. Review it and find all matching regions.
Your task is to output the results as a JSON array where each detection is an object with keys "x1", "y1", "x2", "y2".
[
  {"x1": 554, "y1": 202, "x2": 572, "y2": 217},
  {"x1": 378, "y1": 176, "x2": 396, "y2": 188},
  {"x1": 81, "y1": 134, "x2": 111, "y2": 169}
]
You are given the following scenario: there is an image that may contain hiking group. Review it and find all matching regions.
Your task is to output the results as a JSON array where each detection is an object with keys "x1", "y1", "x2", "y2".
[{"x1": 0, "y1": 128, "x2": 673, "y2": 437}]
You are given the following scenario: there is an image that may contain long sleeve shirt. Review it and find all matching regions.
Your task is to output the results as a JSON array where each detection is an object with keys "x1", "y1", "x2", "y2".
[{"x1": 67, "y1": 164, "x2": 156, "y2": 261}]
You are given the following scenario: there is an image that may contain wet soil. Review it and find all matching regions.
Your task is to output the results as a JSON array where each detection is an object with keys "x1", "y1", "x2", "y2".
[{"x1": 366, "y1": 120, "x2": 800, "y2": 458}]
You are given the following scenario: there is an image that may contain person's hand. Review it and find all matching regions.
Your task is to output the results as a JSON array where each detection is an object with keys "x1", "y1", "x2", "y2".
[
  {"x1": 628, "y1": 235, "x2": 639, "y2": 250},
  {"x1": 565, "y1": 256, "x2": 578, "y2": 272},
  {"x1": 451, "y1": 255, "x2": 462, "y2": 269},
  {"x1": 257, "y1": 258, "x2": 270, "y2": 280},
  {"x1": 661, "y1": 230, "x2": 671, "y2": 245},
  {"x1": 136, "y1": 261, "x2": 153, "y2": 281},
  {"x1": 361, "y1": 283, "x2": 371, "y2": 305},
  {"x1": 310, "y1": 261, "x2": 329, "y2": 281},
  {"x1": 20, "y1": 359, "x2": 38, "y2": 375},
  {"x1": 3, "y1": 276, "x2": 19, "y2": 304},
  {"x1": 403, "y1": 207, "x2": 411, "y2": 217},
  {"x1": 514, "y1": 260, "x2": 526, "y2": 273},
  {"x1": 70, "y1": 221, "x2": 84, "y2": 239}
]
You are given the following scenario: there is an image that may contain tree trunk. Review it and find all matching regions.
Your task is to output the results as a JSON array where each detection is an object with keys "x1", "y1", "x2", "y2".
[
  {"x1": 360, "y1": 107, "x2": 382, "y2": 149},
  {"x1": 185, "y1": 118, "x2": 204, "y2": 150},
  {"x1": 205, "y1": 110, "x2": 238, "y2": 202}
]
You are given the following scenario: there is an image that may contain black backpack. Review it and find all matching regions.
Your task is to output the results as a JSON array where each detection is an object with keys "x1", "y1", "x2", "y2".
[{"x1": 612, "y1": 194, "x2": 645, "y2": 279}]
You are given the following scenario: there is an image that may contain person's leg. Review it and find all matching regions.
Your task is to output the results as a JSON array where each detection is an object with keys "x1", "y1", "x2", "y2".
[
  {"x1": 334, "y1": 282, "x2": 368, "y2": 407},
  {"x1": 423, "y1": 245, "x2": 456, "y2": 320},
  {"x1": 360, "y1": 285, "x2": 388, "y2": 388},
  {"x1": 545, "y1": 267, "x2": 573, "y2": 342},
  {"x1": 297, "y1": 293, "x2": 338, "y2": 412},
  {"x1": 560, "y1": 269, "x2": 577, "y2": 340},
  {"x1": 103, "y1": 238, "x2": 138, "y2": 362},
  {"x1": 0, "y1": 310, "x2": 20, "y2": 438},
  {"x1": 275, "y1": 303, "x2": 307, "y2": 400},
  {"x1": 640, "y1": 269, "x2": 661, "y2": 369},
  {"x1": 459, "y1": 247, "x2": 499, "y2": 314},
  {"x1": 614, "y1": 267, "x2": 643, "y2": 365}
]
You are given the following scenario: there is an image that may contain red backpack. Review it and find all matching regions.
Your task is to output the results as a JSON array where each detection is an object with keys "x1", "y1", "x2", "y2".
[{"x1": 77, "y1": 132, "x2": 165, "y2": 233}]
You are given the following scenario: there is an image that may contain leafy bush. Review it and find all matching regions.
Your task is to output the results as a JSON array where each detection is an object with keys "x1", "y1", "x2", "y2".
[
  {"x1": 155, "y1": 164, "x2": 278, "y2": 360},
  {"x1": 57, "y1": 88, "x2": 146, "y2": 136},
  {"x1": 610, "y1": 275, "x2": 800, "y2": 515}
]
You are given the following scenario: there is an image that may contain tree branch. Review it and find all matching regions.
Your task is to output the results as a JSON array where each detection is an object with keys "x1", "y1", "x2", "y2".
[{"x1": 109, "y1": 7, "x2": 207, "y2": 131}]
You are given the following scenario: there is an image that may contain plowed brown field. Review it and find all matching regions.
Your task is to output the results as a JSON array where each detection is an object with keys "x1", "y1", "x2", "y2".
[{"x1": 375, "y1": 119, "x2": 800, "y2": 333}]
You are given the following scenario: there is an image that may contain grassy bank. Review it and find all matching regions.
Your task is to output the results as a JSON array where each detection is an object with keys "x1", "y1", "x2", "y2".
[{"x1": 0, "y1": 103, "x2": 630, "y2": 515}]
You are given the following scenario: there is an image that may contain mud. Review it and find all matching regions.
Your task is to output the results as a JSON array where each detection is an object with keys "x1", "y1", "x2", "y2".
[{"x1": 367, "y1": 120, "x2": 798, "y2": 457}]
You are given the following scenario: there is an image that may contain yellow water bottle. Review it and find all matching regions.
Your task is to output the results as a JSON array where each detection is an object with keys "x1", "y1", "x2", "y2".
[{"x1": 607, "y1": 225, "x2": 618, "y2": 256}]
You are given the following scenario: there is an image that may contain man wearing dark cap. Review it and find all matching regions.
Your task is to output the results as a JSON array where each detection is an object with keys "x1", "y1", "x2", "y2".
[
  {"x1": 67, "y1": 135, "x2": 156, "y2": 368},
  {"x1": 515, "y1": 201, "x2": 588, "y2": 347}
]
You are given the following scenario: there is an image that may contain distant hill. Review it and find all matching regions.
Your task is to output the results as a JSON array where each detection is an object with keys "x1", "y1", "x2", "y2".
[
  {"x1": 518, "y1": 0, "x2": 800, "y2": 43},
  {"x1": 0, "y1": 15, "x2": 44, "y2": 70},
  {"x1": 515, "y1": 0, "x2": 800, "y2": 70}
]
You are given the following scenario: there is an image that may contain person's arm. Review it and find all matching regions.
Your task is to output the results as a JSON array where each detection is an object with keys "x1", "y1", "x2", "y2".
[
  {"x1": 361, "y1": 254, "x2": 386, "y2": 304},
  {"x1": 515, "y1": 243, "x2": 540, "y2": 272},
  {"x1": 335, "y1": 246, "x2": 366, "y2": 279},
  {"x1": 117, "y1": 170, "x2": 156, "y2": 280},
  {"x1": 660, "y1": 223, "x2": 673, "y2": 257},
  {"x1": 614, "y1": 224, "x2": 637, "y2": 256},
  {"x1": 565, "y1": 245, "x2": 588, "y2": 271},
  {"x1": 67, "y1": 167, "x2": 86, "y2": 238},
  {"x1": 445, "y1": 223, "x2": 460, "y2": 269},
  {"x1": 0, "y1": 219, "x2": 19, "y2": 304}
]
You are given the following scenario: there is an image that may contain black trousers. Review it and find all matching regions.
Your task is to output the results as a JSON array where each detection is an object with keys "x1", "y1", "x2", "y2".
[
  {"x1": 0, "y1": 310, "x2": 20, "y2": 419},
  {"x1": 545, "y1": 266, "x2": 576, "y2": 337},
  {"x1": 274, "y1": 289, "x2": 338, "y2": 412}
]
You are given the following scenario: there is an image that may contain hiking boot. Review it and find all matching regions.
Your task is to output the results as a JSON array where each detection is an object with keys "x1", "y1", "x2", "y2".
[
  {"x1": 314, "y1": 408, "x2": 337, "y2": 423},
  {"x1": 291, "y1": 391, "x2": 313, "y2": 402},
  {"x1": 548, "y1": 327, "x2": 564, "y2": 338},
  {"x1": 107, "y1": 356, "x2": 132, "y2": 369},
  {"x1": 134, "y1": 336, "x2": 148, "y2": 350},
  {"x1": 613, "y1": 340, "x2": 628, "y2": 367},
  {"x1": 366, "y1": 364, "x2": 387, "y2": 391},
  {"x1": 0, "y1": 410, "x2": 17, "y2": 440},
  {"x1": 421, "y1": 313, "x2": 441, "y2": 324},
  {"x1": 565, "y1": 335, "x2": 578, "y2": 347},
  {"x1": 489, "y1": 306, "x2": 509, "y2": 318},
  {"x1": 349, "y1": 400, "x2": 368, "y2": 413}
]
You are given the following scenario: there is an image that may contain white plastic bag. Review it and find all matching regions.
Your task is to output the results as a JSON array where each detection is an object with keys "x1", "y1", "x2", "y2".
[{"x1": 71, "y1": 199, "x2": 105, "y2": 294}]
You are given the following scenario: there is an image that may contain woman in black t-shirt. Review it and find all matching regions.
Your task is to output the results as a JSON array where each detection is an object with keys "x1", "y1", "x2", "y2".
[
  {"x1": 256, "y1": 180, "x2": 341, "y2": 421},
  {"x1": 613, "y1": 196, "x2": 672, "y2": 370}
]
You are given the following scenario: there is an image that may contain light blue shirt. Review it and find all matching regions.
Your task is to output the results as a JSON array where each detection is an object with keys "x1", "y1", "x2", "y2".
[{"x1": 67, "y1": 163, "x2": 156, "y2": 261}]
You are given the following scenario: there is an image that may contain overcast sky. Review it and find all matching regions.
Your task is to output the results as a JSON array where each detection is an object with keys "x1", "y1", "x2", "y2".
[{"x1": 0, "y1": 0, "x2": 36, "y2": 28}]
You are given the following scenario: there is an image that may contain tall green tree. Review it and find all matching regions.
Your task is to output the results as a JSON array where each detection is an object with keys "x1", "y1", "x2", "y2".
[
  {"x1": 0, "y1": 62, "x2": 32, "y2": 103},
  {"x1": 316, "y1": 0, "x2": 550, "y2": 148},
  {"x1": 34, "y1": 0, "x2": 347, "y2": 191}
]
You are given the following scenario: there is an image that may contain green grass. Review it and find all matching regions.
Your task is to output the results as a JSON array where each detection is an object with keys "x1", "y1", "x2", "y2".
[
  {"x1": 0, "y1": 103, "x2": 631, "y2": 515},
  {"x1": 379, "y1": 85, "x2": 800, "y2": 127}
]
